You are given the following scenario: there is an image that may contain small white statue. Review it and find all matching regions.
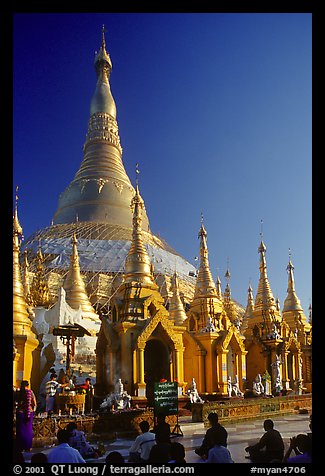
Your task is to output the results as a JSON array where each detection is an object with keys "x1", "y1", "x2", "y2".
[
  {"x1": 201, "y1": 316, "x2": 217, "y2": 333},
  {"x1": 267, "y1": 322, "x2": 281, "y2": 340},
  {"x1": 231, "y1": 375, "x2": 244, "y2": 397},
  {"x1": 274, "y1": 376, "x2": 283, "y2": 394},
  {"x1": 227, "y1": 375, "x2": 243, "y2": 397},
  {"x1": 115, "y1": 378, "x2": 131, "y2": 410},
  {"x1": 293, "y1": 378, "x2": 303, "y2": 395},
  {"x1": 187, "y1": 377, "x2": 204, "y2": 403},
  {"x1": 227, "y1": 376, "x2": 233, "y2": 398},
  {"x1": 271, "y1": 354, "x2": 282, "y2": 382},
  {"x1": 100, "y1": 378, "x2": 132, "y2": 412},
  {"x1": 252, "y1": 374, "x2": 265, "y2": 396}
]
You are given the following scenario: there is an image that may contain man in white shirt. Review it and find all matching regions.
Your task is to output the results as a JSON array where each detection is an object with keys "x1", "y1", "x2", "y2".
[
  {"x1": 45, "y1": 374, "x2": 67, "y2": 415},
  {"x1": 129, "y1": 421, "x2": 156, "y2": 462},
  {"x1": 47, "y1": 429, "x2": 86, "y2": 463}
]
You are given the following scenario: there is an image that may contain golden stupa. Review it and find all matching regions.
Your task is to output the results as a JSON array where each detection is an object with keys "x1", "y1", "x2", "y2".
[{"x1": 21, "y1": 28, "x2": 200, "y2": 315}]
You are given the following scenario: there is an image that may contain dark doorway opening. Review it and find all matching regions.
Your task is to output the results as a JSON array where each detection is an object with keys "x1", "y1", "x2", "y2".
[{"x1": 144, "y1": 339, "x2": 170, "y2": 406}]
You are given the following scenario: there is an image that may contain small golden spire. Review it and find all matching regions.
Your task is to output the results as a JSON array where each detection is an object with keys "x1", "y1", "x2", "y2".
[
  {"x1": 13, "y1": 186, "x2": 23, "y2": 239},
  {"x1": 13, "y1": 194, "x2": 33, "y2": 329},
  {"x1": 30, "y1": 243, "x2": 50, "y2": 308},
  {"x1": 194, "y1": 220, "x2": 218, "y2": 298},
  {"x1": 308, "y1": 302, "x2": 312, "y2": 324},
  {"x1": 223, "y1": 264, "x2": 237, "y2": 322},
  {"x1": 169, "y1": 271, "x2": 187, "y2": 325},
  {"x1": 255, "y1": 237, "x2": 276, "y2": 312},
  {"x1": 124, "y1": 175, "x2": 155, "y2": 286},
  {"x1": 282, "y1": 250, "x2": 303, "y2": 312},
  {"x1": 241, "y1": 283, "x2": 254, "y2": 332},
  {"x1": 215, "y1": 274, "x2": 222, "y2": 300},
  {"x1": 63, "y1": 234, "x2": 97, "y2": 315}
]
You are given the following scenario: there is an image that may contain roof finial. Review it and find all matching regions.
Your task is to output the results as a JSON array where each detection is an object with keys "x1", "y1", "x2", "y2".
[
  {"x1": 260, "y1": 219, "x2": 264, "y2": 241},
  {"x1": 135, "y1": 162, "x2": 140, "y2": 190},
  {"x1": 225, "y1": 257, "x2": 230, "y2": 283},
  {"x1": 200, "y1": 211, "x2": 204, "y2": 225},
  {"x1": 15, "y1": 185, "x2": 19, "y2": 211},
  {"x1": 102, "y1": 24, "x2": 107, "y2": 49}
]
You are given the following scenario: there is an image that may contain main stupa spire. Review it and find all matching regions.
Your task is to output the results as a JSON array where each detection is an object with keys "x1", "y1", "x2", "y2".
[{"x1": 52, "y1": 27, "x2": 150, "y2": 231}]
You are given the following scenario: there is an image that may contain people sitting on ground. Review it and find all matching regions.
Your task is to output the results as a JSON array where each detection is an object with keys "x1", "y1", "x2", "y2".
[
  {"x1": 283, "y1": 434, "x2": 312, "y2": 463},
  {"x1": 30, "y1": 452, "x2": 48, "y2": 463},
  {"x1": 152, "y1": 414, "x2": 171, "y2": 444},
  {"x1": 245, "y1": 419, "x2": 284, "y2": 463},
  {"x1": 195, "y1": 412, "x2": 228, "y2": 460},
  {"x1": 106, "y1": 451, "x2": 125, "y2": 464},
  {"x1": 47, "y1": 429, "x2": 85, "y2": 463},
  {"x1": 206, "y1": 431, "x2": 234, "y2": 463},
  {"x1": 168, "y1": 442, "x2": 186, "y2": 464},
  {"x1": 148, "y1": 442, "x2": 171, "y2": 464},
  {"x1": 128, "y1": 420, "x2": 156, "y2": 463},
  {"x1": 66, "y1": 422, "x2": 99, "y2": 459}
]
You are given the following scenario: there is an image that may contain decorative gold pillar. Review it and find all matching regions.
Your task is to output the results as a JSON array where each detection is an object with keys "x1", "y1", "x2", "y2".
[
  {"x1": 174, "y1": 345, "x2": 185, "y2": 395},
  {"x1": 281, "y1": 350, "x2": 291, "y2": 390},
  {"x1": 137, "y1": 346, "x2": 146, "y2": 397},
  {"x1": 198, "y1": 350, "x2": 206, "y2": 392},
  {"x1": 169, "y1": 351, "x2": 174, "y2": 382},
  {"x1": 216, "y1": 350, "x2": 228, "y2": 395}
]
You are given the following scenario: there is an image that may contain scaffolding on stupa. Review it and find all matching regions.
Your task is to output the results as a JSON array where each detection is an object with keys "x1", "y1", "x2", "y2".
[{"x1": 21, "y1": 221, "x2": 200, "y2": 315}]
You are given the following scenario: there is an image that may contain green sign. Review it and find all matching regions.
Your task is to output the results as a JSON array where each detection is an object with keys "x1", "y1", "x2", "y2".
[{"x1": 154, "y1": 381, "x2": 178, "y2": 416}]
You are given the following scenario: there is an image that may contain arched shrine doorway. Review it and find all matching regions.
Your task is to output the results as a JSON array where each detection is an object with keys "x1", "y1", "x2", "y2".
[{"x1": 144, "y1": 339, "x2": 170, "y2": 405}]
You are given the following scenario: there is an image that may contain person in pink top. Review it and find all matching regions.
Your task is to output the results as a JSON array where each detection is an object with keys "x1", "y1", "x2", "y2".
[{"x1": 15, "y1": 380, "x2": 37, "y2": 451}]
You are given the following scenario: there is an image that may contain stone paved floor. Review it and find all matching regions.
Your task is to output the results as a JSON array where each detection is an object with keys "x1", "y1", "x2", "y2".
[{"x1": 23, "y1": 413, "x2": 311, "y2": 464}]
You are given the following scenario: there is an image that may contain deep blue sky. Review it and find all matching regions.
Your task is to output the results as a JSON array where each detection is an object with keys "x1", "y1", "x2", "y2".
[{"x1": 13, "y1": 12, "x2": 312, "y2": 315}]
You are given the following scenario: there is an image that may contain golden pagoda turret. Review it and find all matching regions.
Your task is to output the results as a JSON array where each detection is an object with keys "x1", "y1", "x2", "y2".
[
  {"x1": 245, "y1": 240, "x2": 282, "y2": 335},
  {"x1": 282, "y1": 254, "x2": 311, "y2": 337},
  {"x1": 63, "y1": 234, "x2": 98, "y2": 317},
  {"x1": 223, "y1": 268, "x2": 237, "y2": 324},
  {"x1": 168, "y1": 271, "x2": 187, "y2": 325},
  {"x1": 30, "y1": 244, "x2": 50, "y2": 308},
  {"x1": 13, "y1": 197, "x2": 33, "y2": 332},
  {"x1": 124, "y1": 174, "x2": 156, "y2": 287},
  {"x1": 241, "y1": 284, "x2": 254, "y2": 333},
  {"x1": 216, "y1": 274, "x2": 222, "y2": 300},
  {"x1": 254, "y1": 240, "x2": 277, "y2": 313},
  {"x1": 194, "y1": 222, "x2": 218, "y2": 298},
  {"x1": 13, "y1": 189, "x2": 39, "y2": 387},
  {"x1": 188, "y1": 220, "x2": 223, "y2": 332}
]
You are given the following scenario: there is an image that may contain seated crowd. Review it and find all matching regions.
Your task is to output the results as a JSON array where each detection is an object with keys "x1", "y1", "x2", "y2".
[{"x1": 16, "y1": 413, "x2": 312, "y2": 465}]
